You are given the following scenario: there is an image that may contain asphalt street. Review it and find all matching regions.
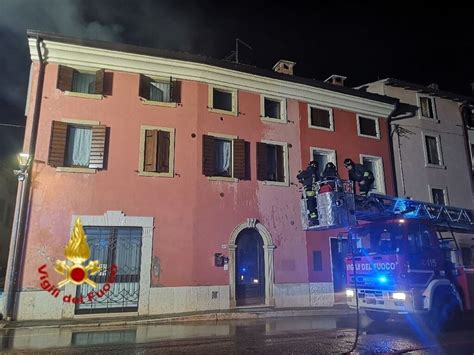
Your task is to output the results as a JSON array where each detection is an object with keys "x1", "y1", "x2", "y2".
[{"x1": 1, "y1": 312, "x2": 474, "y2": 354}]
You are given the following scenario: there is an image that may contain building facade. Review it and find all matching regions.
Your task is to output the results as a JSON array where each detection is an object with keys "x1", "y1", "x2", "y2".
[
  {"x1": 6, "y1": 31, "x2": 405, "y2": 320},
  {"x1": 362, "y1": 78, "x2": 474, "y2": 266}
]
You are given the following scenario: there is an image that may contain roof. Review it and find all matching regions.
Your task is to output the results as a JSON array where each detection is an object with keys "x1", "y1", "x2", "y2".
[
  {"x1": 27, "y1": 30, "x2": 401, "y2": 107},
  {"x1": 363, "y1": 78, "x2": 474, "y2": 103}
]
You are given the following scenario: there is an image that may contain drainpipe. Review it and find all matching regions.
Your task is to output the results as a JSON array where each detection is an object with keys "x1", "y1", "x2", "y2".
[
  {"x1": 2, "y1": 36, "x2": 45, "y2": 320},
  {"x1": 387, "y1": 101, "x2": 416, "y2": 198}
]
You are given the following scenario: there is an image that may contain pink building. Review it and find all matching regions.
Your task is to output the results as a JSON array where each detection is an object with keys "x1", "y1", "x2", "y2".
[{"x1": 4, "y1": 31, "x2": 410, "y2": 320}]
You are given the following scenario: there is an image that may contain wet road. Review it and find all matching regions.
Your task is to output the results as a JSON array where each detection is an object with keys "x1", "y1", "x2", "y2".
[{"x1": 1, "y1": 313, "x2": 474, "y2": 354}]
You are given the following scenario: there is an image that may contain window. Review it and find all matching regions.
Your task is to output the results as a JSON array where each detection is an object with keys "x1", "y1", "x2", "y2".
[
  {"x1": 431, "y1": 187, "x2": 447, "y2": 205},
  {"x1": 308, "y1": 105, "x2": 333, "y2": 130},
  {"x1": 208, "y1": 86, "x2": 237, "y2": 115},
  {"x1": 360, "y1": 155, "x2": 386, "y2": 194},
  {"x1": 57, "y1": 65, "x2": 104, "y2": 95},
  {"x1": 260, "y1": 95, "x2": 287, "y2": 122},
  {"x1": 139, "y1": 126, "x2": 175, "y2": 177},
  {"x1": 357, "y1": 115, "x2": 379, "y2": 138},
  {"x1": 419, "y1": 96, "x2": 436, "y2": 119},
  {"x1": 256, "y1": 141, "x2": 288, "y2": 185},
  {"x1": 424, "y1": 134, "x2": 442, "y2": 166},
  {"x1": 48, "y1": 120, "x2": 107, "y2": 170},
  {"x1": 202, "y1": 134, "x2": 248, "y2": 180},
  {"x1": 407, "y1": 225, "x2": 433, "y2": 254},
  {"x1": 139, "y1": 75, "x2": 179, "y2": 105},
  {"x1": 311, "y1": 147, "x2": 336, "y2": 178}
]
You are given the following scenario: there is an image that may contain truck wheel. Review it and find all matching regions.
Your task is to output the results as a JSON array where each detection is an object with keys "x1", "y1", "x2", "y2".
[{"x1": 366, "y1": 310, "x2": 390, "y2": 322}]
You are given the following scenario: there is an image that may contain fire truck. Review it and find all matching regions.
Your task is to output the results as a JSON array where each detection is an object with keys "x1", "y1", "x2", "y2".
[{"x1": 300, "y1": 180, "x2": 474, "y2": 328}]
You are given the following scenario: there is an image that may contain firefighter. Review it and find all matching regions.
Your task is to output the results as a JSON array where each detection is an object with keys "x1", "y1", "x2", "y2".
[
  {"x1": 296, "y1": 161, "x2": 319, "y2": 225},
  {"x1": 319, "y1": 162, "x2": 341, "y2": 193},
  {"x1": 343, "y1": 158, "x2": 374, "y2": 196}
]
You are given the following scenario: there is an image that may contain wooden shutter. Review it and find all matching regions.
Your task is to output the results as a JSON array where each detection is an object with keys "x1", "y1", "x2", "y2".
[
  {"x1": 233, "y1": 139, "x2": 246, "y2": 179},
  {"x1": 202, "y1": 135, "x2": 215, "y2": 176},
  {"x1": 48, "y1": 121, "x2": 68, "y2": 167},
  {"x1": 157, "y1": 130, "x2": 171, "y2": 173},
  {"x1": 139, "y1": 74, "x2": 151, "y2": 100},
  {"x1": 256, "y1": 142, "x2": 268, "y2": 181},
  {"x1": 95, "y1": 69, "x2": 105, "y2": 94},
  {"x1": 89, "y1": 125, "x2": 106, "y2": 169},
  {"x1": 170, "y1": 77, "x2": 181, "y2": 103},
  {"x1": 144, "y1": 130, "x2": 158, "y2": 172},
  {"x1": 57, "y1": 65, "x2": 73, "y2": 91},
  {"x1": 276, "y1": 145, "x2": 284, "y2": 182}
]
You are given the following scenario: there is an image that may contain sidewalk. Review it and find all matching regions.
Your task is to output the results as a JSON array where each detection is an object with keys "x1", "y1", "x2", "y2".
[{"x1": 0, "y1": 304, "x2": 354, "y2": 330}]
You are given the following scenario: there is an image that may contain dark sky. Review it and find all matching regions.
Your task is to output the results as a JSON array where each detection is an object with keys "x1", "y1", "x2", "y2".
[{"x1": 1, "y1": 0, "x2": 473, "y2": 166}]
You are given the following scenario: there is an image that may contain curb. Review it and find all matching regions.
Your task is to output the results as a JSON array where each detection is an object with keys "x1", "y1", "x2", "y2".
[{"x1": 1, "y1": 307, "x2": 355, "y2": 330}]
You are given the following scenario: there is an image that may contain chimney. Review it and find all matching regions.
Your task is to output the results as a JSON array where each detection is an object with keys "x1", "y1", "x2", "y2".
[
  {"x1": 428, "y1": 83, "x2": 439, "y2": 90},
  {"x1": 324, "y1": 74, "x2": 347, "y2": 87},
  {"x1": 273, "y1": 60, "x2": 296, "y2": 75}
]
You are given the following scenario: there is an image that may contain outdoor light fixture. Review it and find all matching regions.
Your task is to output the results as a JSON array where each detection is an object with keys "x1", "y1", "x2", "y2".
[
  {"x1": 346, "y1": 289, "x2": 355, "y2": 297},
  {"x1": 13, "y1": 153, "x2": 32, "y2": 181}
]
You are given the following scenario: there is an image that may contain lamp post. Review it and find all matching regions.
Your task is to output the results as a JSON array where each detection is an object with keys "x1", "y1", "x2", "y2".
[{"x1": 2, "y1": 153, "x2": 32, "y2": 320}]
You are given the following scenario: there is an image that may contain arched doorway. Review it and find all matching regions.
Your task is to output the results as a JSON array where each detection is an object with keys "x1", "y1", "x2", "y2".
[
  {"x1": 228, "y1": 218, "x2": 275, "y2": 308},
  {"x1": 235, "y1": 228, "x2": 265, "y2": 306}
]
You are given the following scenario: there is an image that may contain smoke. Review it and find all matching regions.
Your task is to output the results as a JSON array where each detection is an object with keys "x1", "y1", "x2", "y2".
[{"x1": 0, "y1": 0, "x2": 123, "y2": 110}]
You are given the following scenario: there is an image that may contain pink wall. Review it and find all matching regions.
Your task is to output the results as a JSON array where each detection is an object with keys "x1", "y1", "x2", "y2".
[{"x1": 21, "y1": 62, "x2": 309, "y2": 289}]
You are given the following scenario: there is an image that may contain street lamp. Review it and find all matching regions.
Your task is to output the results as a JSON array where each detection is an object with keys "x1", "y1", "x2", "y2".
[
  {"x1": 13, "y1": 153, "x2": 32, "y2": 181},
  {"x1": 3, "y1": 152, "x2": 33, "y2": 320}
]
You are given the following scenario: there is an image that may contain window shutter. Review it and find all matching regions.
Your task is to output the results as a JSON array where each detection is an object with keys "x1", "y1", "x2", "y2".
[
  {"x1": 48, "y1": 121, "x2": 68, "y2": 167},
  {"x1": 276, "y1": 145, "x2": 284, "y2": 182},
  {"x1": 256, "y1": 142, "x2": 268, "y2": 181},
  {"x1": 157, "y1": 130, "x2": 171, "y2": 173},
  {"x1": 95, "y1": 69, "x2": 105, "y2": 94},
  {"x1": 233, "y1": 139, "x2": 246, "y2": 179},
  {"x1": 144, "y1": 130, "x2": 158, "y2": 172},
  {"x1": 202, "y1": 135, "x2": 215, "y2": 176},
  {"x1": 170, "y1": 77, "x2": 181, "y2": 103},
  {"x1": 56, "y1": 65, "x2": 73, "y2": 91},
  {"x1": 139, "y1": 74, "x2": 151, "y2": 100},
  {"x1": 89, "y1": 125, "x2": 106, "y2": 169}
]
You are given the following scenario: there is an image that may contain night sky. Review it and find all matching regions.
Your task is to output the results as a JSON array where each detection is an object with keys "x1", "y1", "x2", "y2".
[{"x1": 1, "y1": 0, "x2": 473, "y2": 169}]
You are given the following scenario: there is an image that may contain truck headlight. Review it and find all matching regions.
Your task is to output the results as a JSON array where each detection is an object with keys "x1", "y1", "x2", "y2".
[
  {"x1": 393, "y1": 292, "x2": 406, "y2": 300},
  {"x1": 346, "y1": 289, "x2": 354, "y2": 297}
]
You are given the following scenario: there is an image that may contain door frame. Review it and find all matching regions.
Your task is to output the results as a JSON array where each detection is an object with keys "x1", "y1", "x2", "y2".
[{"x1": 228, "y1": 218, "x2": 275, "y2": 307}]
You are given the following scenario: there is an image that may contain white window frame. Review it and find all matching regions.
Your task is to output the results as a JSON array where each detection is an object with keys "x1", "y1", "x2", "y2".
[
  {"x1": 356, "y1": 114, "x2": 380, "y2": 139},
  {"x1": 261, "y1": 139, "x2": 289, "y2": 186},
  {"x1": 417, "y1": 94, "x2": 438, "y2": 122},
  {"x1": 63, "y1": 65, "x2": 103, "y2": 100},
  {"x1": 207, "y1": 132, "x2": 239, "y2": 182},
  {"x1": 260, "y1": 94, "x2": 287, "y2": 123},
  {"x1": 208, "y1": 85, "x2": 238, "y2": 116},
  {"x1": 422, "y1": 132, "x2": 445, "y2": 169},
  {"x1": 359, "y1": 154, "x2": 386, "y2": 194},
  {"x1": 309, "y1": 147, "x2": 337, "y2": 175},
  {"x1": 428, "y1": 185, "x2": 449, "y2": 206},
  {"x1": 308, "y1": 104, "x2": 334, "y2": 131},
  {"x1": 142, "y1": 76, "x2": 177, "y2": 108},
  {"x1": 55, "y1": 118, "x2": 101, "y2": 174},
  {"x1": 138, "y1": 125, "x2": 176, "y2": 178}
]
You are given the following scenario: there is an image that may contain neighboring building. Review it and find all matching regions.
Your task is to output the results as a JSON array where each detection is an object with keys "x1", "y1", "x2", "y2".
[
  {"x1": 8, "y1": 30, "x2": 408, "y2": 320},
  {"x1": 360, "y1": 78, "x2": 474, "y2": 266}
]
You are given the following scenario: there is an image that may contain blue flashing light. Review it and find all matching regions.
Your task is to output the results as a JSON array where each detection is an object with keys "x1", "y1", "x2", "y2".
[
  {"x1": 241, "y1": 267, "x2": 247, "y2": 273},
  {"x1": 378, "y1": 275, "x2": 388, "y2": 284}
]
